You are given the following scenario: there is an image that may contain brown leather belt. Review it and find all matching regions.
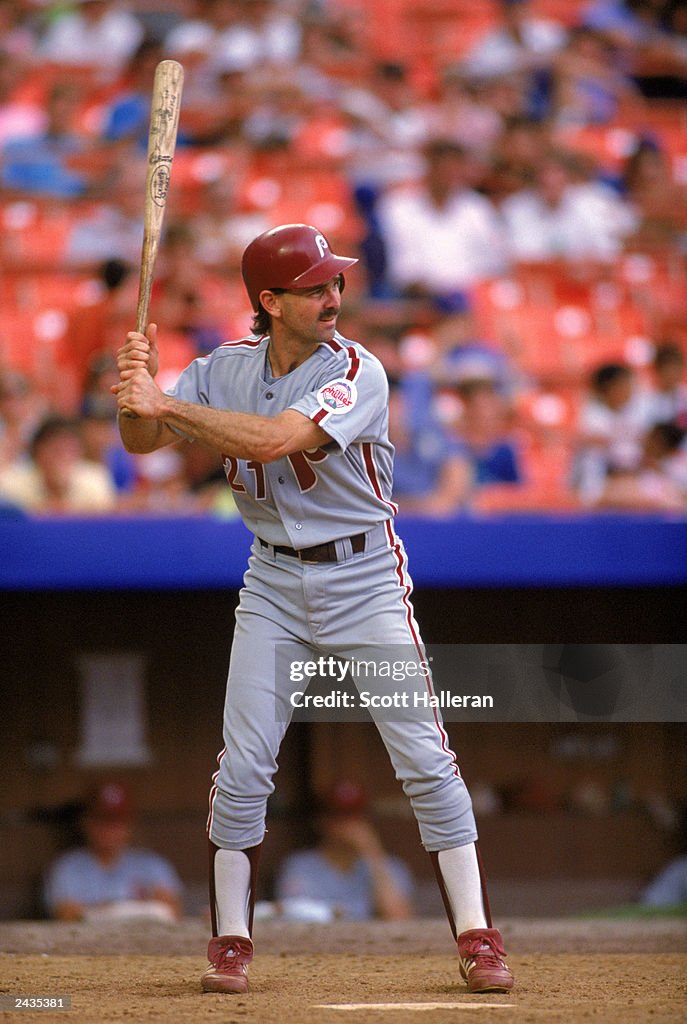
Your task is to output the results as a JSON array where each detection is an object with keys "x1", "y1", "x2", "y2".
[{"x1": 259, "y1": 533, "x2": 366, "y2": 563}]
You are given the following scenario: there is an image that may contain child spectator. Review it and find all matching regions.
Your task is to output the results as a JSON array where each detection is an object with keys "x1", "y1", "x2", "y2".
[
  {"x1": 594, "y1": 420, "x2": 687, "y2": 511},
  {"x1": 571, "y1": 362, "x2": 653, "y2": 503},
  {"x1": 451, "y1": 379, "x2": 524, "y2": 487},
  {"x1": 646, "y1": 342, "x2": 687, "y2": 425}
]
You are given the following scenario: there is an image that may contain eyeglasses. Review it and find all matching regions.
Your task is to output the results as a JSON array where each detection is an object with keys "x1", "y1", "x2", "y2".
[{"x1": 267, "y1": 275, "x2": 345, "y2": 300}]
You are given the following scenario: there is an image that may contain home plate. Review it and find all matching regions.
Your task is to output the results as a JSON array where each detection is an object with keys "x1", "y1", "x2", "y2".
[{"x1": 313, "y1": 1003, "x2": 515, "y2": 1011}]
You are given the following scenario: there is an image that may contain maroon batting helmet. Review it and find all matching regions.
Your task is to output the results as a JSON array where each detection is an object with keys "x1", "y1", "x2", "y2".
[{"x1": 241, "y1": 224, "x2": 358, "y2": 311}]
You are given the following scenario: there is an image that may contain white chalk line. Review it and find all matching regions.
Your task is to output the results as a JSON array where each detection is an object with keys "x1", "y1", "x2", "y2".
[{"x1": 312, "y1": 1002, "x2": 515, "y2": 1011}]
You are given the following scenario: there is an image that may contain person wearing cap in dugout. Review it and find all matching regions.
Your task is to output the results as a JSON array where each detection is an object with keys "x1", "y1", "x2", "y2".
[
  {"x1": 113, "y1": 223, "x2": 514, "y2": 996},
  {"x1": 274, "y1": 780, "x2": 414, "y2": 921},
  {"x1": 44, "y1": 782, "x2": 183, "y2": 922}
]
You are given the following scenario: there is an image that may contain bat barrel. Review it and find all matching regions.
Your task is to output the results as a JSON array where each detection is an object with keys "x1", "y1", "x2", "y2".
[{"x1": 135, "y1": 59, "x2": 184, "y2": 335}]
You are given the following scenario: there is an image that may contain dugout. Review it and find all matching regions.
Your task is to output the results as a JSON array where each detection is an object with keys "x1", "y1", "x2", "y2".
[{"x1": 1, "y1": 514, "x2": 685, "y2": 920}]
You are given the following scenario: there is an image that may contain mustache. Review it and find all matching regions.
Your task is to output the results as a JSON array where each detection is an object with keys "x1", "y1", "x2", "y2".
[{"x1": 319, "y1": 308, "x2": 339, "y2": 320}]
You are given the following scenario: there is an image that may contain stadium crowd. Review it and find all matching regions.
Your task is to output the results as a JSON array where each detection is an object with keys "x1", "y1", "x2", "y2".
[{"x1": 1, "y1": 0, "x2": 686, "y2": 517}]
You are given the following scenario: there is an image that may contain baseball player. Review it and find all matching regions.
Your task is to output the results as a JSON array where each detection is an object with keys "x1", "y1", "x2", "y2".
[{"x1": 114, "y1": 224, "x2": 514, "y2": 996}]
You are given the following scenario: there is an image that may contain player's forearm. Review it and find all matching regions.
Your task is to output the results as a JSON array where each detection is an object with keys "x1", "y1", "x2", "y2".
[
  {"x1": 118, "y1": 412, "x2": 171, "y2": 454},
  {"x1": 158, "y1": 395, "x2": 295, "y2": 463}
]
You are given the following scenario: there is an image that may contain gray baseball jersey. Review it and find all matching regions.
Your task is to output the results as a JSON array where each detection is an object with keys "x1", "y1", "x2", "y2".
[
  {"x1": 166, "y1": 329, "x2": 477, "y2": 855},
  {"x1": 167, "y1": 331, "x2": 395, "y2": 548}
]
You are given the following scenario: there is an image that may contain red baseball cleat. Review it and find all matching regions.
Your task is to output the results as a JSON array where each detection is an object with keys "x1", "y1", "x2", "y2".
[
  {"x1": 201, "y1": 935, "x2": 254, "y2": 994},
  {"x1": 457, "y1": 927, "x2": 514, "y2": 993}
]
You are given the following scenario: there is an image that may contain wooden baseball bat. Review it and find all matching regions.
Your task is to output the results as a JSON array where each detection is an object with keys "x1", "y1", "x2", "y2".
[{"x1": 135, "y1": 59, "x2": 184, "y2": 334}]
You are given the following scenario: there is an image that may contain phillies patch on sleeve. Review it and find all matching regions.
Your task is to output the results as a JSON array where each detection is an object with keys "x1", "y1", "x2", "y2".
[{"x1": 315, "y1": 378, "x2": 358, "y2": 415}]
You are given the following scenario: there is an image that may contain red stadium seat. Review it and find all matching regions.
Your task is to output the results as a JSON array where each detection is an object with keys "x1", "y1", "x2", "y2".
[
  {"x1": 1, "y1": 200, "x2": 94, "y2": 269},
  {"x1": 0, "y1": 311, "x2": 36, "y2": 374},
  {"x1": 469, "y1": 260, "x2": 668, "y2": 384},
  {"x1": 0, "y1": 307, "x2": 69, "y2": 376}
]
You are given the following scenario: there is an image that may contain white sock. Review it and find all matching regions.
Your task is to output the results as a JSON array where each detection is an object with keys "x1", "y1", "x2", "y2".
[
  {"x1": 214, "y1": 848, "x2": 251, "y2": 938},
  {"x1": 437, "y1": 843, "x2": 488, "y2": 935}
]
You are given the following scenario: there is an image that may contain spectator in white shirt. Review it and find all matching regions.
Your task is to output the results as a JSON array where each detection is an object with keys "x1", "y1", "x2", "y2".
[
  {"x1": 375, "y1": 138, "x2": 508, "y2": 310},
  {"x1": 339, "y1": 61, "x2": 428, "y2": 191},
  {"x1": 461, "y1": 0, "x2": 567, "y2": 81},
  {"x1": 38, "y1": 0, "x2": 144, "y2": 77},
  {"x1": 500, "y1": 147, "x2": 636, "y2": 262},
  {"x1": 211, "y1": 0, "x2": 301, "y2": 72},
  {"x1": 166, "y1": 0, "x2": 300, "y2": 78},
  {"x1": 593, "y1": 419, "x2": 687, "y2": 512},
  {"x1": 571, "y1": 362, "x2": 653, "y2": 503}
]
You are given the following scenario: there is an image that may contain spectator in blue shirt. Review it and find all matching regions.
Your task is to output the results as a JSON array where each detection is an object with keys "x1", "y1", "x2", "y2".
[
  {"x1": 1, "y1": 82, "x2": 91, "y2": 198},
  {"x1": 101, "y1": 38, "x2": 165, "y2": 147},
  {"x1": 275, "y1": 780, "x2": 414, "y2": 921},
  {"x1": 389, "y1": 375, "x2": 473, "y2": 517},
  {"x1": 451, "y1": 378, "x2": 523, "y2": 486}
]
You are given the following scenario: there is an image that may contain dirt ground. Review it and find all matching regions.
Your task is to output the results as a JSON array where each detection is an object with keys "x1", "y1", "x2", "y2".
[{"x1": 1, "y1": 918, "x2": 686, "y2": 1024}]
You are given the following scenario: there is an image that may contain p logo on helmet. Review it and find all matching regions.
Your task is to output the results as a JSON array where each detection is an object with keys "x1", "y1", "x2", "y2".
[{"x1": 314, "y1": 234, "x2": 328, "y2": 259}]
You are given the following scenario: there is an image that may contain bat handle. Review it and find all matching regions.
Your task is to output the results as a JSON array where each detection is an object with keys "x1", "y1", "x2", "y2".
[
  {"x1": 122, "y1": 274, "x2": 159, "y2": 416},
  {"x1": 135, "y1": 277, "x2": 152, "y2": 336}
]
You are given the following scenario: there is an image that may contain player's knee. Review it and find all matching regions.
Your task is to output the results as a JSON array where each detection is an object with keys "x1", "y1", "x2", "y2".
[{"x1": 209, "y1": 786, "x2": 269, "y2": 849}]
